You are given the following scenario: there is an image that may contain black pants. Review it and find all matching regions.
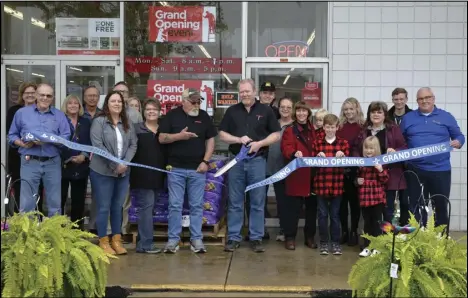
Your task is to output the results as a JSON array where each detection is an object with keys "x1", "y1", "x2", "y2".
[
  {"x1": 361, "y1": 204, "x2": 384, "y2": 247},
  {"x1": 283, "y1": 195, "x2": 317, "y2": 240},
  {"x1": 405, "y1": 164, "x2": 451, "y2": 227},
  {"x1": 340, "y1": 173, "x2": 360, "y2": 233},
  {"x1": 273, "y1": 180, "x2": 287, "y2": 230},
  {"x1": 61, "y1": 178, "x2": 88, "y2": 229},
  {"x1": 384, "y1": 190, "x2": 409, "y2": 226},
  {"x1": 7, "y1": 173, "x2": 43, "y2": 215}
]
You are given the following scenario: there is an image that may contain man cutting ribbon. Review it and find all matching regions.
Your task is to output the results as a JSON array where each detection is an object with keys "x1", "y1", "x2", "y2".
[{"x1": 218, "y1": 79, "x2": 281, "y2": 253}]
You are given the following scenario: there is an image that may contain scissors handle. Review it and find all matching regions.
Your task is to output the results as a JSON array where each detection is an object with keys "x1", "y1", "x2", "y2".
[{"x1": 237, "y1": 144, "x2": 257, "y2": 160}]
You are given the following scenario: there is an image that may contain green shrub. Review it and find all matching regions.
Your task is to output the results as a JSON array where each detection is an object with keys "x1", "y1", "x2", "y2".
[
  {"x1": 1, "y1": 212, "x2": 116, "y2": 297},
  {"x1": 348, "y1": 214, "x2": 467, "y2": 297}
]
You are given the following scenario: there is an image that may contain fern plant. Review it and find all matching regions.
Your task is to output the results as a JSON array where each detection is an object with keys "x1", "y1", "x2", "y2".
[
  {"x1": 348, "y1": 214, "x2": 467, "y2": 297},
  {"x1": 1, "y1": 212, "x2": 116, "y2": 297}
]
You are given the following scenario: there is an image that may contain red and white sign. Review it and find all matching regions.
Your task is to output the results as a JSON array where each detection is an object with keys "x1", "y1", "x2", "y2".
[
  {"x1": 125, "y1": 57, "x2": 241, "y2": 74},
  {"x1": 147, "y1": 80, "x2": 215, "y2": 116},
  {"x1": 149, "y1": 6, "x2": 216, "y2": 43},
  {"x1": 301, "y1": 82, "x2": 322, "y2": 109}
]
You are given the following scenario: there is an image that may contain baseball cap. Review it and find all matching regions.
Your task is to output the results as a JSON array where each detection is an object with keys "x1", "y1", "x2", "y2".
[
  {"x1": 260, "y1": 82, "x2": 276, "y2": 92},
  {"x1": 182, "y1": 88, "x2": 204, "y2": 100}
]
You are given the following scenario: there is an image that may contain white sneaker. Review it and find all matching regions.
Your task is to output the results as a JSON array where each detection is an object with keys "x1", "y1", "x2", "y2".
[
  {"x1": 359, "y1": 248, "x2": 371, "y2": 257},
  {"x1": 371, "y1": 249, "x2": 380, "y2": 256},
  {"x1": 276, "y1": 229, "x2": 285, "y2": 242}
]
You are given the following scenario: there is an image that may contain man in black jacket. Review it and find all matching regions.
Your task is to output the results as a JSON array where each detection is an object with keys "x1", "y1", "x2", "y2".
[
  {"x1": 388, "y1": 87, "x2": 412, "y2": 125},
  {"x1": 259, "y1": 82, "x2": 280, "y2": 119}
]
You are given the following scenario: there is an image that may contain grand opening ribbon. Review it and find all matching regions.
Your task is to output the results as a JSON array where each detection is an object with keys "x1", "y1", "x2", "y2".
[
  {"x1": 23, "y1": 132, "x2": 186, "y2": 177},
  {"x1": 245, "y1": 142, "x2": 452, "y2": 192}
]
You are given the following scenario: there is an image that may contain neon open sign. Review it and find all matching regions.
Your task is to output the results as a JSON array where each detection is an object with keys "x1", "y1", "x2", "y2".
[{"x1": 264, "y1": 40, "x2": 309, "y2": 58}]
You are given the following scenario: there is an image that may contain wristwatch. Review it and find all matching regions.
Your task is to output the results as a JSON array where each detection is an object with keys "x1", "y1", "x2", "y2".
[{"x1": 202, "y1": 160, "x2": 210, "y2": 166}]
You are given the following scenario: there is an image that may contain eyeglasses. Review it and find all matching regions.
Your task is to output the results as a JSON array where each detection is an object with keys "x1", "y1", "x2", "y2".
[
  {"x1": 417, "y1": 96, "x2": 433, "y2": 102},
  {"x1": 38, "y1": 93, "x2": 53, "y2": 99},
  {"x1": 188, "y1": 100, "x2": 201, "y2": 105}
]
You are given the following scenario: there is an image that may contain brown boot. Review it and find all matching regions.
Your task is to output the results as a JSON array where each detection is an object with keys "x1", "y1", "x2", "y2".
[
  {"x1": 111, "y1": 234, "x2": 128, "y2": 255},
  {"x1": 99, "y1": 237, "x2": 116, "y2": 255}
]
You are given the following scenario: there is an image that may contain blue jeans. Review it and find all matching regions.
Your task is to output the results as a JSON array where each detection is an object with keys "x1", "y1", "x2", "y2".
[
  {"x1": 20, "y1": 155, "x2": 61, "y2": 216},
  {"x1": 89, "y1": 169, "x2": 130, "y2": 238},
  {"x1": 167, "y1": 168, "x2": 206, "y2": 243},
  {"x1": 317, "y1": 196, "x2": 342, "y2": 244},
  {"x1": 133, "y1": 188, "x2": 160, "y2": 251},
  {"x1": 228, "y1": 156, "x2": 266, "y2": 242}
]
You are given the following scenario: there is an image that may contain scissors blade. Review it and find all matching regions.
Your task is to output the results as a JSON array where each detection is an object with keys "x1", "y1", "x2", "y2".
[{"x1": 213, "y1": 159, "x2": 238, "y2": 177}]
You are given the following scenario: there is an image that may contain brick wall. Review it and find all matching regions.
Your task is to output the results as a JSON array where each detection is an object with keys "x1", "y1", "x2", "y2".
[{"x1": 330, "y1": 1, "x2": 467, "y2": 231}]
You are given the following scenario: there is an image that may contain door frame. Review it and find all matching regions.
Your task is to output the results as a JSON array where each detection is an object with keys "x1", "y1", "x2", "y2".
[
  {"x1": 245, "y1": 62, "x2": 329, "y2": 228},
  {"x1": 59, "y1": 60, "x2": 122, "y2": 108},
  {"x1": 245, "y1": 62, "x2": 329, "y2": 110}
]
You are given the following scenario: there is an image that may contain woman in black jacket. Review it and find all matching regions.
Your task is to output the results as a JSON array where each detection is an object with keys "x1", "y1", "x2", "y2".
[
  {"x1": 60, "y1": 94, "x2": 92, "y2": 230},
  {"x1": 130, "y1": 98, "x2": 167, "y2": 254},
  {"x1": 6, "y1": 82, "x2": 43, "y2": 214}
]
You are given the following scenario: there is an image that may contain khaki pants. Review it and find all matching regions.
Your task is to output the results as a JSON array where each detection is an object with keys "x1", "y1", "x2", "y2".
[{"x1": 121, "y1": 189, "x2": 132, "y2": 234}]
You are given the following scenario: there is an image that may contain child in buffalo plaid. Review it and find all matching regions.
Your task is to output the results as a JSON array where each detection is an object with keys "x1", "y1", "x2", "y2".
[
  {"x1": 313, "y1": 108, "x2": 328, "y2": 140},
  {"x1": 312, "y1": 114, "x2": 349, "y2": 256},
  {"x1": 356, "y1": 136, "x2": 389, "y2": 257}
]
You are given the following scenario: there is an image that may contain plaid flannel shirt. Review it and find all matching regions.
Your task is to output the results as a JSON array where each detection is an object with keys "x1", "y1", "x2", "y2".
[
  {"x1": 315, "y1": 127, "x2": 325, "y2": 140},
  {"x1": 311, "y1": 137, "x2": 350, "y2": 197},
  {"x1": 357, "y1": 166, "x2": 389, "y2": 207}
]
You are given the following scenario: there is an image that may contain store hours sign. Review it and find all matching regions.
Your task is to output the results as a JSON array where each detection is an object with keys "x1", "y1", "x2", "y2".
[{"x1": 148, "y1": 6, "x2": 216, "y2": 42}]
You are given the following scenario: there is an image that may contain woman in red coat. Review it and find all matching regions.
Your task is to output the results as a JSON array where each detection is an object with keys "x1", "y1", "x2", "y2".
[
  {"x1": 280, "y1": 101, "x2": 317, "y2": 250},
  {"x1": 353, "y1": 101, "x2": 408, "y2": 227}
]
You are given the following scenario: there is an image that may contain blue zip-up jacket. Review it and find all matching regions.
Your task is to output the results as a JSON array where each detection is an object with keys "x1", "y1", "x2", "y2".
[{"x1": 400, "y1": 107, "x2": 465, "y2": 171}]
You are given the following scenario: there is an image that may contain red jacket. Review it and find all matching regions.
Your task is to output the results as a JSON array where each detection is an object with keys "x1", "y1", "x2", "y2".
[
  {"x1": 281, "y1": 122, "x2": 316, "y2": 197},
  {"x1": 357, "y1": 166, "x2": 389, "y2": 207},
  {"x1": 311, "y1": 136, "x2": 350, "y2": 197},
  {"x1": 353, "y1": 124, "x2": 407, "y2": 190}
]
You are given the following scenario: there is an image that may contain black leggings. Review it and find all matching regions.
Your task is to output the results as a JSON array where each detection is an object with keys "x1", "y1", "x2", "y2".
[
  {"x1": 361, "y1": 204, "x2": 384, "y2": 247},
  {"x1": 340, "y1": 173, "x2": 360, "y2": 233}
]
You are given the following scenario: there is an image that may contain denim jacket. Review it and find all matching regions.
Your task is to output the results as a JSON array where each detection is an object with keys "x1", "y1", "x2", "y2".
[{"x1": 89, "y1": 116, "x2": 137, "y2": 177}]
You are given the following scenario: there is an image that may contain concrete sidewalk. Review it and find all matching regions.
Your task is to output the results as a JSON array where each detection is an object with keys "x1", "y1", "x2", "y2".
[{"x1": 107, "y1": 229, "x2": 466, "y2": 294}]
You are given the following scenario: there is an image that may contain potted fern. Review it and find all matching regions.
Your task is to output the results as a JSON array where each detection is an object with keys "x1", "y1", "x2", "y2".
[
  {"x1": 1, "y1": 212, "x2": 116, "y2": 297},
  {"x1": 348, "y1": 214, "x2": 467, "y2": 297}
]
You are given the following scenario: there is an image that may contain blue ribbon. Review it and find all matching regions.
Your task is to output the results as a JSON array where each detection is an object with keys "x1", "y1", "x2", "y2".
[
  {"x1": 24, "y1": 131, "x2": 186, "y2": 177},
  {"x1": 245, "y1": 142, "x2": 452, "y2": 192}
]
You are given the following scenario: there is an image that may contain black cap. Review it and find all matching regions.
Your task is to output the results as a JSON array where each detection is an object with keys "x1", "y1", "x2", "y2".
[{"x1": 260, "y1": 82, "x2": 276, "y2": 92}]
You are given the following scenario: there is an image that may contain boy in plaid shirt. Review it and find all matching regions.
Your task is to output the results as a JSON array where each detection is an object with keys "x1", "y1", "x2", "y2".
[
  {"x1": 356, "y1": 136, "x2": 389, "y2": 257},
  {"x1": 311, "y1": 114, "x2": 349, "y2": 255}
]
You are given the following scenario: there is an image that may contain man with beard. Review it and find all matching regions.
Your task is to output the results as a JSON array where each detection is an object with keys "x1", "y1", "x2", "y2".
[{"x1": 159, "y1": 88, "x2": 217, "y2": 253}]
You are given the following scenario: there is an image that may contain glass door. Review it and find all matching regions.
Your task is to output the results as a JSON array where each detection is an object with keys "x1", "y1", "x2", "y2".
[
  {"x1": 60, "y1": 61, "x2": 121, "y2": 109},
  {"x1": 246, "y1": 62, "x2": 328, "y2": 228}
]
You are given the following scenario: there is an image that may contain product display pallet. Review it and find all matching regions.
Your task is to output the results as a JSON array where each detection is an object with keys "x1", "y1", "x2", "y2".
[{"x1": 129, "y1": 217, "x2": 226, "y2": 247}]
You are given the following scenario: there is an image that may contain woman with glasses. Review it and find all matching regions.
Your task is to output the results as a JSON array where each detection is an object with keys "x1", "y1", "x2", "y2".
[
  {"x1": 130, "y1": 98, "x2": 167, "y2": 254},
  {"x1": 266, "y1": 97, "x2": 294, "y2": 242},
  {"x1": 60, "y1": 94, "x2": 92, "y2": 230}
]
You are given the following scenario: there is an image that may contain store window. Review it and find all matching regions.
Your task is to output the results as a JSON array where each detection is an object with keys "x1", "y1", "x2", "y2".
[
  {"x1": 1, "y1": 2, "x2": 120, "y2": 55},
  {"x1": 124, "y1": 2, "x2": 242, "y2": 125},
  {"x1": 248, "y1": 2, "x2": 328, "y2": 58}
]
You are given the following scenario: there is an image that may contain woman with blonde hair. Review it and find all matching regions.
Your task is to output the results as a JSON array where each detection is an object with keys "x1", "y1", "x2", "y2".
[
  {"x1": 60, "y1": 94, "x2": 92, "y2": 230},
  {"x1": 128, "y1": 96, "x2": 142, "y2": 113},
  {"x1": 336, "y1": 97, "x2": 365, "y2": 247},
  {"x1": 6, "y1": 82, "x2": 38, "y2": 214},
  {"x1": 313, "y1": 108, "x2": 328, "y2": 139}
]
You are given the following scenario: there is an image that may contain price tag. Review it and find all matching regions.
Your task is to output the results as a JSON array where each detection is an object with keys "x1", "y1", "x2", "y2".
[
  {"x1": 390, "y1": 263, "x2": 399, "y2": 279},
  {"x1": 181, "y1": 215, "x2": 190, "y2": 227}
]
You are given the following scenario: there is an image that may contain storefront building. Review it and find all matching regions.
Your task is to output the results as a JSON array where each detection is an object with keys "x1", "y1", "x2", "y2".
[{"x1": 1, "y1": 2, "x2": 466, "y2": 231}]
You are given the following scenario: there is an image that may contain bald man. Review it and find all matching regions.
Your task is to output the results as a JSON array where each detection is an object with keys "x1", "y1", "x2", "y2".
[{"x1": 400, "y1": 87, "x2": 465, "y2": 227}]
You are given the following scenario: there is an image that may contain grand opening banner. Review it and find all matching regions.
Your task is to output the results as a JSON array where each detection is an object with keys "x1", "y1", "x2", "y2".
[
  {"x1": 149, "y1": 6, "x2": 216, "y2": 43},
  {"x1": 147, "y1": 80, "x2": 215, "y2": 116}
]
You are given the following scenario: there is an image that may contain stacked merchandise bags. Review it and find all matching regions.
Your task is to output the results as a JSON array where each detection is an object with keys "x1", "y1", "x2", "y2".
[{"x1": 128, "y1": 155, "x2": 229, "y2": 227}]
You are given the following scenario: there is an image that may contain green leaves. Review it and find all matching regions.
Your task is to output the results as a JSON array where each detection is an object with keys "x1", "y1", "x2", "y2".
[
  {"x1": 1, "y1": 211, "x2": 113, "y2": 297},
  {"x1": 348, "y1": 213, "x2": 467, "y2": 297}
]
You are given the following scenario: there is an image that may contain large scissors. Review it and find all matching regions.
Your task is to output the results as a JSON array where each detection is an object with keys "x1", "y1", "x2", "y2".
[{"x1": 213, "y1": 144, "x2": 258, "y2": 177}]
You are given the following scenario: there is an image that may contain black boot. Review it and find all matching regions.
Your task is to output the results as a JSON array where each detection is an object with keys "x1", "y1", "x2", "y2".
[
  {"x1": 340, "y1": 230, "x2": 349, "y2": 244},
  {"x1": 348, "y1": 231, "x2": 358, "y2": 246}
]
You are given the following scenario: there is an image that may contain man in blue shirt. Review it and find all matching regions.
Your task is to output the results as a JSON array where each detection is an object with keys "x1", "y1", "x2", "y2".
[
  {"x1": 8, "y1": 84, "x2": 71, "y2": 216},
  {"x1": 400, "y1": 87, "x2": 465, "y2": 227}
]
